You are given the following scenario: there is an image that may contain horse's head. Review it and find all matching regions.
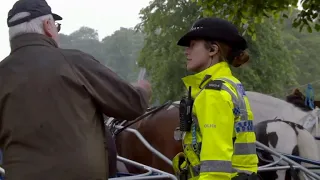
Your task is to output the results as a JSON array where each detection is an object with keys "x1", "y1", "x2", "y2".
[
  {"x1": 285, "y1": 89, "x2": 320, "y2": 137},
  {"x1": 286, "y1": 88, "x2": 313, "y2": 112},
  {"x1": 292, "y1": 88, "x2": 304, "y2": 97}
]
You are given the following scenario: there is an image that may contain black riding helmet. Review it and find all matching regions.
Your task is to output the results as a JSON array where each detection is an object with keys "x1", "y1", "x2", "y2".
[{"x1": 177, "y1": 17, "x2": 247, "y2": 64}]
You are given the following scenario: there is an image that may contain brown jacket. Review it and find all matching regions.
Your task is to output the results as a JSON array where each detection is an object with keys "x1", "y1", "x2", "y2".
[{"x1": 0, "y1": 33, "x2": 149, "y2": 180}]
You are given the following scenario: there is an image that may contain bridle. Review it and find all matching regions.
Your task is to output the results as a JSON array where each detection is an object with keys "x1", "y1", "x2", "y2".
[{"x1": 107, "y1": 100, "x2": 174, "y2": 137}]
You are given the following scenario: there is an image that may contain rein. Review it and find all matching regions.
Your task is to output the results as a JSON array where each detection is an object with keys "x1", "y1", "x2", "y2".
[{"x1": 110, "y1": 100, "x2": 173, "y2": 136}]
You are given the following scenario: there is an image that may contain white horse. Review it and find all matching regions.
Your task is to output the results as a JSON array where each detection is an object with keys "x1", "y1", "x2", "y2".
[
  {"x1": 246, "y1": 91, "x2": 320, "y2": 180},
  {"x1": 247, "y1": 91, "x2": 320, "y2": 150}
]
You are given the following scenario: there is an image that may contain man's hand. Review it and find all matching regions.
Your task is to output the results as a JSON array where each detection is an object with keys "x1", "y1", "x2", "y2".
[{"x1": 132, "y1": 80, "x2": 152, "y2": 101}]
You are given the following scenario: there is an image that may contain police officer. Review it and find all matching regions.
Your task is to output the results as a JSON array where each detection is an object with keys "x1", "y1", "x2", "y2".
[{"x1": 172, "y1": 17, "x2": 259, "y2": 180}]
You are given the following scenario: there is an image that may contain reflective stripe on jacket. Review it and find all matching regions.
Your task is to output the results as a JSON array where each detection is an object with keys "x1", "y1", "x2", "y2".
[{"x1": 181, "y1": 62, "x2": 258, "y2": 180}]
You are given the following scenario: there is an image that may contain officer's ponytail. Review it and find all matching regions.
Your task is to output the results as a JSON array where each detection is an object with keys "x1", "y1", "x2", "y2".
[{"x1": 205, "y1": 40, "x2": 249, "y2": 67}]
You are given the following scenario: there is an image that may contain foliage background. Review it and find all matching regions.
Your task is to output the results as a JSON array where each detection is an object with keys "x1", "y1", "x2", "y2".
[{"x1": 59, "y1": 1, "x2": 320, "y2": 104}]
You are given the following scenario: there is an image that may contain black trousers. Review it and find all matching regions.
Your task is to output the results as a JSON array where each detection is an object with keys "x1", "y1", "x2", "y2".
[{"x1": 104, "y1": 127, "x2": 117, "y2": 178}]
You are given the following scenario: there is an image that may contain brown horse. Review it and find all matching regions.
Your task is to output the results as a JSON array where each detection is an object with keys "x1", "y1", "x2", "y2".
[{"x1": 112, "y1": 102, "x2": 181, "y2": 175}]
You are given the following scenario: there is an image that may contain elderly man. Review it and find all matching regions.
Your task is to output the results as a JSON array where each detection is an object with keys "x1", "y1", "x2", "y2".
[{"x1": 0, "y1": 0, "x2": 152, "y2": 179}]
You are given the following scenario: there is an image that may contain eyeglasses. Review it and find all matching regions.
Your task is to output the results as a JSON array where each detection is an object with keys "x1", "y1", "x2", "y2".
[{"x1": 55, "y1": 22, "x2": 61, "y2": 32}]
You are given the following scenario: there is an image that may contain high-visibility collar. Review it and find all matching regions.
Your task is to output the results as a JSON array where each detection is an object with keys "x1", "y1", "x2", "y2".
[{"x1": 182, "y1": 61, "x2": 232, "y2": 98}]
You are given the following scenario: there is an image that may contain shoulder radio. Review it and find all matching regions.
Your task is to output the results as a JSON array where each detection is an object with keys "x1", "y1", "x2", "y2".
[{"x1": 179, "y1": 86, "x2": 194, "y2": 132}]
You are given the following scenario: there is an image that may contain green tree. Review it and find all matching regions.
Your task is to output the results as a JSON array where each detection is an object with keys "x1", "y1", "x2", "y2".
[
  {"x1": 136, "y1": 0, "x2": 298, "y2": 102},
  {"x1": 232, "y1": 19, "x2": 298, "y2": 98},
  {"x1": 102, "y1": 27, "x2": 145, "y2": 82},
  {"x1": 69, "y1": 27, "x2": 99, "y2": 40},
  {"x1": 280, "y1": 11, "x2": 320, "y2": 98},
  {"x1": 59, "y1": 27, "x2": 144, "y2": 82},
  {"x1": 59, "y1": 27, "x2": 106, "y2": 63},
  {"x1": 196, "y1": 0, "x2": 319, "y2": 39},
  {"x1": 136, "y1": 0, "x2": 200, "y2": 102}
]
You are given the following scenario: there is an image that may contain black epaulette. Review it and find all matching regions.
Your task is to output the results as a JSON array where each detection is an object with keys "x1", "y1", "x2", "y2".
[{"x1": 204, "y1": 80, "x2": 225, "y2": 90}]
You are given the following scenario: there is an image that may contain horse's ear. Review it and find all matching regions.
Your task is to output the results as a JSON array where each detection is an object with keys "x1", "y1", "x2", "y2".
[
  {"x1": 292, "y1": 88, "x2": 301, "y2": 95},
  {"x1": 314, "y1": 101, "x2": 320, "y2": 108}
]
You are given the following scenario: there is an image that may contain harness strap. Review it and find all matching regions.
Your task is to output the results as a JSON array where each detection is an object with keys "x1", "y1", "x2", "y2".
[{"x1": 191, "y1": 122, "x2": 198, "y2": 153}]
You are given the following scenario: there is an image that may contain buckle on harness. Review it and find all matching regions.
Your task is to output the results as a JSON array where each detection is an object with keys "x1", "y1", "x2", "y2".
[
  {"x1": 174, "y1": 127, "x2": 184, "y2": 141},
  {"x1": 192, "y1": 144, "x2": 198, "y2": 153}
]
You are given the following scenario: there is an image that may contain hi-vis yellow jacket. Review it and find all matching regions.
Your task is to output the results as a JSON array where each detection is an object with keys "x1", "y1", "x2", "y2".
[{"x1": 180, "y1": 62, "x2": 258, "y2": 180}]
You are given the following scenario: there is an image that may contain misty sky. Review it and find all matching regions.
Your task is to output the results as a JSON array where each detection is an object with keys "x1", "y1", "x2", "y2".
[
  {"x1": 0, "y1": 0, "x2": 304, "y2": 60},
  {"x1": 0, "y1": 0, "x2": 151, "y2": 60}
]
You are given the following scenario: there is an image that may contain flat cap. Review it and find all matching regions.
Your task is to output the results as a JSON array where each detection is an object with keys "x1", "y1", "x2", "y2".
[{"x1": 7, "y1": 0, "x2": 62, "y2": 27}]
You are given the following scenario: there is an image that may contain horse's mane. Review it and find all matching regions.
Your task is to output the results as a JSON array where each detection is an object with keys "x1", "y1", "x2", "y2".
[{"x1": 286, "y1": 88, "x2": 313, "y2": 112}]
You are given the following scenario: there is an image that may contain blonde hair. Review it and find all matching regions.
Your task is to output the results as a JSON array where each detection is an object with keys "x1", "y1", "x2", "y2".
[{"x1": 205, "y1": 41, "x2": 249, "y2": 67}]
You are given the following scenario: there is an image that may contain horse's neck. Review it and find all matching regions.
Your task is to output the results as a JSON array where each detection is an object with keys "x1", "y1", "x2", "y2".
[
  {"x1": 246, "y1": 91, "x2": 309, "y2": 124},
  {"x1": 106, "y1": 101, "x2": 180, "y2": 130},
  {"x1": 298, "y1": 107, "x2": 320, "y2": 133},
  {"x1": 168, "y1": 101, "x2": 180, "y2": 110},
  {"x1": 246, "y1": 91, "x2": 297, "y2": 108}
]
